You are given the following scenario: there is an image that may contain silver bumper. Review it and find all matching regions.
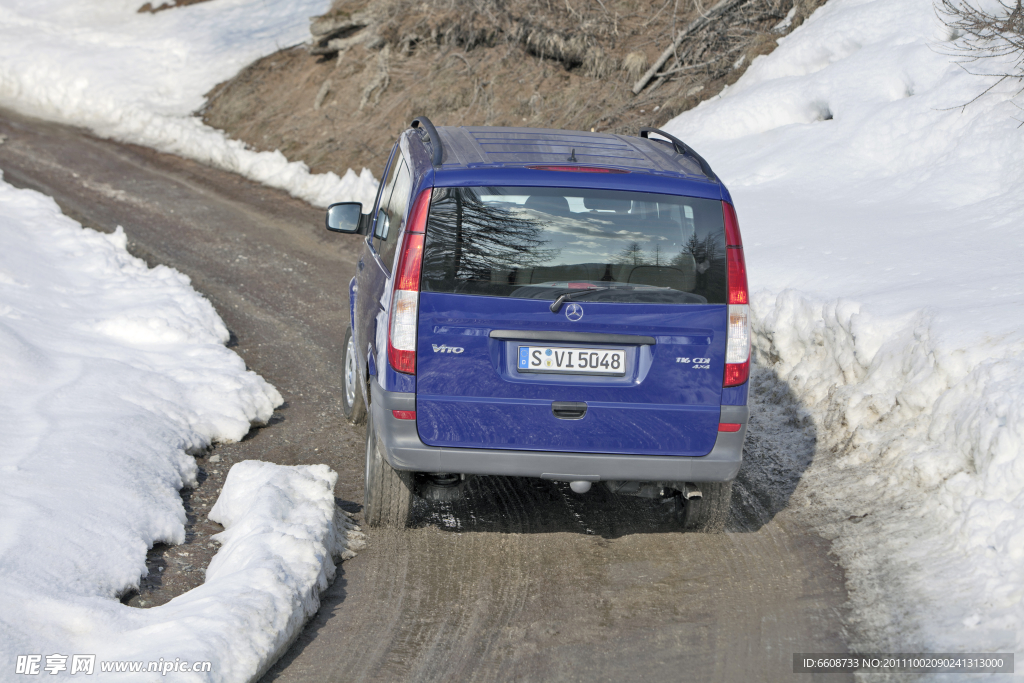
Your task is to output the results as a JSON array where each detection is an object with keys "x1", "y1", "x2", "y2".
[{"x1": 370, "y1": 380, "x2": 746, "y2": 483}]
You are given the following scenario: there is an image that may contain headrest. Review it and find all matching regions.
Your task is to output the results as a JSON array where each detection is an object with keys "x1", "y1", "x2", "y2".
[
  {"x1": 524, "y1": 195, "x2": 571, "y2": 214},
  {"x1": 582, "y1": 196, "x2": 631, "y2": 212}
]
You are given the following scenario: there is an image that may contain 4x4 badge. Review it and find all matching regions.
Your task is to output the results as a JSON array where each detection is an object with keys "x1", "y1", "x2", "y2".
[{"x1": 565, "y1": 303, "x2": 584, "y2": 321}]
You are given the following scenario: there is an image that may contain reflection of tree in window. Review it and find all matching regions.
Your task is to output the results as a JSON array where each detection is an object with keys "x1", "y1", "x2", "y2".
[
  {"x1": 681, "y1": 232, "x2": 720, "y2": 270},
  {"x1": 421, "y1": 187, "x2": 726, "y2": 304},
  {"x1": 423, "y1": 188, "x2": 558, "y2": 286},
  {"x1": 616, "y1": 241, "x2": 648, "y2": 266},
  {"x1": 615, "y1": 241, "x2": 670, "y2": 267},
  {"x1": 651, "y1": 244, "x2": 666, "y2": 266},
  {"x1": 680, "y1": 231, "x2": 724, "y2": 298}
]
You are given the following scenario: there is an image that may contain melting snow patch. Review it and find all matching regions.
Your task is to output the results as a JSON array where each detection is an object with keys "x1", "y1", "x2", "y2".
[
  {"x1": 0, "y1": 175, "x2": 364, "y2": 680},
  {"x1": 773, "y1": 5, "x2": 797, "y2": 33}
]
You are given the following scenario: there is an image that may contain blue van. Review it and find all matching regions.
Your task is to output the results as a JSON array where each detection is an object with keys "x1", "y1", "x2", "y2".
[{"x1": 326, "y1": 117, "x2": 749, "y2": 531}]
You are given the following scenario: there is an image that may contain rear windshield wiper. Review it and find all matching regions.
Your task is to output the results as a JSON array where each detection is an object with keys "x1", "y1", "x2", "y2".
[{"x1": 549, "y1": 286, "x2": 614, "y2": 313}]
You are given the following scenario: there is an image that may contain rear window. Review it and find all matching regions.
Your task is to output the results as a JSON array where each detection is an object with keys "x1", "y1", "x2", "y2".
[{"x1": 421, "y1": 186, "x2": 726, "y2": 304}]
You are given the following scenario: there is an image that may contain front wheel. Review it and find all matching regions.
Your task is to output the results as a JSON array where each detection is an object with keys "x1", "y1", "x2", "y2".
[
  {"x1": 363, "y1": 411, "x2": 414, "y2": 528},
  {"x1": 680, "y1": 481, "x2": 732, "y2": 532},
  {"x1": 342, "y1": 327, "x2": 366, "y2": 425}
]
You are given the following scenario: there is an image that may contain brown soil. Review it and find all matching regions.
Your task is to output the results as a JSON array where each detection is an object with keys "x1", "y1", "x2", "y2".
[
  {"x1": 138, "y1": 0, "x2": 213, "y2": 13},
  {"x1": 119, "y1": 452, "x2": 236, "y2": 608},
  {"x1": 201, "y1": 0, "x2": 828, "y2": 178}
]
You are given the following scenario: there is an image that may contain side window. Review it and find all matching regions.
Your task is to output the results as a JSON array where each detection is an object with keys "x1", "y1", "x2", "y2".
[
  {"x1": 376, "y1": 160, "x2": 412, "y2": 272},
  {"x1": 372, "y1": 149, "x2": 403, "y2": 246}
]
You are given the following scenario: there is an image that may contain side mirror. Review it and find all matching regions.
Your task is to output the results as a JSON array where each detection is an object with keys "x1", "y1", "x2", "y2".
[{"x1": 325, "y1": 202, "x2": 364, "y2": 234}]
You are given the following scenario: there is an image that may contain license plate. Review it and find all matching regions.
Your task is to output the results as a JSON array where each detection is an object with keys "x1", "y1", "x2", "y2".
[{"x1": 517, "y1": 346, "x2": 626, "y2": 376}]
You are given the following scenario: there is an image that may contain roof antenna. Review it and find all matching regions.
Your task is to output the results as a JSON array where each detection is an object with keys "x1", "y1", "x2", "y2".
[{"x1": 568, "y1": 148, "x2": 577, "y2": 162}]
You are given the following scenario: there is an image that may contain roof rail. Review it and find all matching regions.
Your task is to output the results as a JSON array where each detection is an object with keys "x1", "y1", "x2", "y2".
[
  {"x1": 411, "y1": 116, "x2": 444, "y2": 167},
  {"x1": 639, "y1": 127, "x2": 716, "y2": 181}
]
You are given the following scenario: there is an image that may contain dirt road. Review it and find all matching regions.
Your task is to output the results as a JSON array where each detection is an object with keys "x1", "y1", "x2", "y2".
[{"x1": 0, "y1": 108, "x2": 850, "y2": 682}]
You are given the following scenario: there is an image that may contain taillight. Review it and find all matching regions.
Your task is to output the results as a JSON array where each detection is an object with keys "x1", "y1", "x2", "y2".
[
  {"x1": 387, "y1": 189, "x2": 430, "y2": 375},
  {"x1": 723, "y1": 202, "x2": 750, "y2": 387}
]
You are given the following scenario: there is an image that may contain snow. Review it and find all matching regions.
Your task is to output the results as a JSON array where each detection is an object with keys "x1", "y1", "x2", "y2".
[
  {"x1": 0, "y1": 174, "x2": 365, "y2": 680},
  {"x1": 0, "y1": 0, "x2": 379, "y2": 209},
  {"x1": 666, "y1": 0, "x2": 1024, "y2": 664}
]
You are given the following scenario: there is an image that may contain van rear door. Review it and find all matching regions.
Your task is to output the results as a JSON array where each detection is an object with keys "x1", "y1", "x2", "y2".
[{"x1": 415, "y1": 186, "x2": 729, "y2": 457}]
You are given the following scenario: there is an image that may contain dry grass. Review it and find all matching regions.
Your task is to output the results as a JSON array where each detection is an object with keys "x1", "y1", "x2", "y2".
[{"x1": 623, "y1": 51, "x2": 649, "y2": 81}]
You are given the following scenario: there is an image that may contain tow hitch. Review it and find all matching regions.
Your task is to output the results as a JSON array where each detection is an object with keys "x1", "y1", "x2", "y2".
[{"x1": 569, "y1": 480, "x2": 592, "y2": 493}]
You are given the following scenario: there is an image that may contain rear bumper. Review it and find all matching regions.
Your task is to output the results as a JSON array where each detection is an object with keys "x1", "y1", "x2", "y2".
[{"x1": 370, "y1": 381, "x2": 746, "y2": 483}]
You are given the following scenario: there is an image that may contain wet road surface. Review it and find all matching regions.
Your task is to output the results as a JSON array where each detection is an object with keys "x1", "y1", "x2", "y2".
[{"x1": 0, "y1": 107, "x2": 850, "y2": 682}]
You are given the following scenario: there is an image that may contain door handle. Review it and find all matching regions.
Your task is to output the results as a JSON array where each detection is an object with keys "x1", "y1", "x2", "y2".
[{"x1": 552, "y1": 401, "x2": 587, "y2": 420}]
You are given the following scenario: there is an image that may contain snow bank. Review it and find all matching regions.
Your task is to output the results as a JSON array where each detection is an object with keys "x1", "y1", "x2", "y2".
[
  {"x1": 0, "y1": 175, "x2": 364, "y2": 680},
  {"x1": 198, "y1": 461, "x2": 365, "y2": 681},
  {"x1": 666, "y1": 0, "x2": 1024, "y2": 660},
  {"x1": 0, "y1": 0, "x2": 378, "y2": 208}
]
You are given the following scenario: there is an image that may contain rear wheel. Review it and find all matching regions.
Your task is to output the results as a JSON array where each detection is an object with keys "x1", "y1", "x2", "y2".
[
  {"x1": 342, "y1": 327, "x2": 366, "y2": 425},
  {"x1": 680, "y1": 481, "x2": 733, "y2": 532},
  {"x1": 363, "y1": 411, "x2": 414, "y2": 528}
]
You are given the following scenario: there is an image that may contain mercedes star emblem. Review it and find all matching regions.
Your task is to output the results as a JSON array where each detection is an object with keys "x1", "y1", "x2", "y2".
[{"x1": 565, "y1": 303, "x2": 584, "y2": 321}]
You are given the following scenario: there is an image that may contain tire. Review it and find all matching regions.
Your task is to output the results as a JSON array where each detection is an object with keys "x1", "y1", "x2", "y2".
[
  {"x1": 363, "y1": 411, "x2": 414, "y2": 528},
  {"x1": 680, "y1": 481, "x2": 733, "y2": 532},
  {"x1": 342, "y1": 326, "x2": 366, "y2": 425}
]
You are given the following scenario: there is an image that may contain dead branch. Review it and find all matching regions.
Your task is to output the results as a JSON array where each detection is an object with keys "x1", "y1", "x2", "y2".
[
  {"x1": 936, "y1": 0, "x2": 1024, "y2": 58},
  {"x1": 935, "y1": 0, "x2": 1024, "y2": 111},
  {"x1": 632, "y1": 0, "x2": 749, "y2": 94}
]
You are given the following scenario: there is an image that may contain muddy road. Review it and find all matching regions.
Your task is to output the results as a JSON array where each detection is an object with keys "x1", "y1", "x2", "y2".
[{"x1": 0, "y1": 108, "x2": 850, "y2": 682}]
